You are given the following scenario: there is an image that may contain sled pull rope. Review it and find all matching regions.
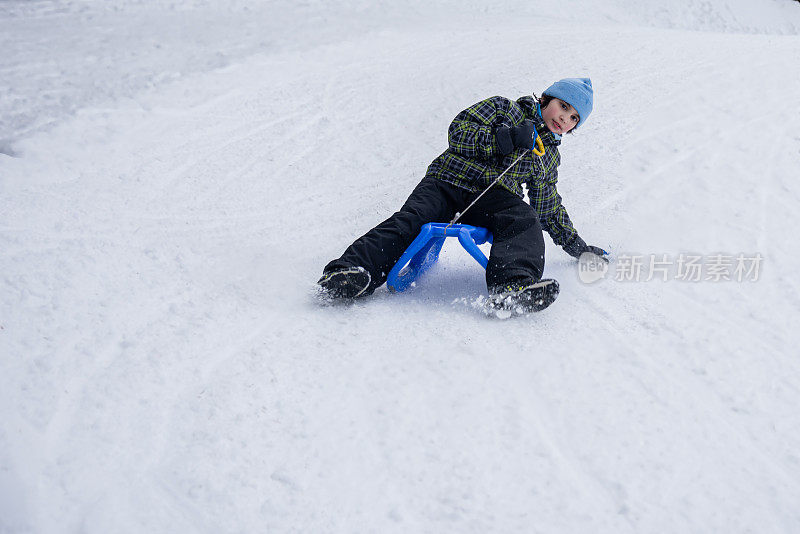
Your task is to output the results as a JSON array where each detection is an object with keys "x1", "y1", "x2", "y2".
[{"x1": 447, "y1": 145, "x2": 544, "y2": 228}]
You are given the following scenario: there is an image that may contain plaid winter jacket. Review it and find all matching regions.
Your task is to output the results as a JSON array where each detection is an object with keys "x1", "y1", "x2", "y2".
[{"x1": 425, "y1": 95, "x2": 580, "y2": 249}]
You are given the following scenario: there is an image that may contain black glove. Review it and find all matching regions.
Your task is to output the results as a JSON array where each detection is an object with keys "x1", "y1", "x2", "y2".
[
  {"x1": 564, "y1": 237, "x2": 609, "y2": 262},
  {"x1": 585, "y1": 245, "x2": 609, "y2": 262},
  {"x1": 496, "y1": 120, "x2": 536, "y2": 155}
]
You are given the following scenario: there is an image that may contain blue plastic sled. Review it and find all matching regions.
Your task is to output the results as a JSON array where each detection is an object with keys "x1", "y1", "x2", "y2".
[{"x1": 386, "y1": 222, "x2": 493, "y2": 292}]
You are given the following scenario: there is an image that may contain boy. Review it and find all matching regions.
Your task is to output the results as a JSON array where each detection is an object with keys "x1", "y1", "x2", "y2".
[{"x1": 317, "y1": 78, "x2": 606, "y2": 312}]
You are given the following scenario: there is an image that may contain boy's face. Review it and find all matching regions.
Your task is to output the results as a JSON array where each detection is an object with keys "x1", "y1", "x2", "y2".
[{"x1": 541, "y1": 98, "x2": 580, "y2": 134}]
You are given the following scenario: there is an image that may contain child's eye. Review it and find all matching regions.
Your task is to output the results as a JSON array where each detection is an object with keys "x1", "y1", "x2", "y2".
[
  {"x1": 560, "y1": 102, "x2": 567, "y2": 110},
  {"x1": 571, "y1": 115, "x2": 578, "y2": 122}
]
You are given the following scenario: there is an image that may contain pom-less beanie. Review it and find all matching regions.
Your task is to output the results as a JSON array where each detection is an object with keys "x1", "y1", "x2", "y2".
[{"x1": 542, "y1": 78, "x2": 593, "y2": 128}]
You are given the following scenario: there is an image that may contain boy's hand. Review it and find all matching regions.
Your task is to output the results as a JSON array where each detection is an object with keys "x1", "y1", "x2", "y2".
[
  {"x1": 585, "y1": 245, "x2": 610, "y2": 263},
  {"x1": 496, "y1": 120, "x2": 536, "y2": 155},
  {"x1": 564, "y1": 237, "x2": 609, "y2": 263},
  {"x1": 510, "y1": 120, "x2": 536, "y2": 149}
]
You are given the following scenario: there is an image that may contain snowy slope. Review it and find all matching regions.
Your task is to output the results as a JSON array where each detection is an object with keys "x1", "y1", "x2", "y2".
[{"x1": 2, "y1": 1, "x2": 800, "y2": 532}]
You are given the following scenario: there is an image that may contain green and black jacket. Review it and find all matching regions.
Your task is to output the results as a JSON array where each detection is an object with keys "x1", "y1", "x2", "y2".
[{"x1": 425, "y1": 95, "x2": 581, "y2": 250}]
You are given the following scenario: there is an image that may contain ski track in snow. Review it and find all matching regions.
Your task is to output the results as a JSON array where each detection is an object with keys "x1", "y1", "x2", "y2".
[{"x1": 2, "y1": 1, "x2": 800, "y2": 532}]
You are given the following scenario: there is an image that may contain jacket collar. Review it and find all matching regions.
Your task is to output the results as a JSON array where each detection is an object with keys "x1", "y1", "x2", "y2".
[{"x1": 517, "y1": 95, "x2": 561, "y2": 146}]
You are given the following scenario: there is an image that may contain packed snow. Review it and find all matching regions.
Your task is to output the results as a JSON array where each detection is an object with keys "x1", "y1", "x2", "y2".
[{"x1": 2, "y1": 0, "x2": 800, "y2": 532}]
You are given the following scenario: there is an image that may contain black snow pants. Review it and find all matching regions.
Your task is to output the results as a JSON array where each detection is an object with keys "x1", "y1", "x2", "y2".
[{"x1": 324, "y1": 176, "x2": 546, "y2": 295}]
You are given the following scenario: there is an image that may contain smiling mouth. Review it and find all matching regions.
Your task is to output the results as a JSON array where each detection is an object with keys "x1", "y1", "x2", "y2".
[{"x1": 552, "y1": 120, "x2": 561, "y2": 131}]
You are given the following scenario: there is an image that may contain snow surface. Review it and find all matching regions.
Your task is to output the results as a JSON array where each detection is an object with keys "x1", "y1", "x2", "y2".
[{"x1": 2, "y1": 0, "x2": 800, "y2": 532}]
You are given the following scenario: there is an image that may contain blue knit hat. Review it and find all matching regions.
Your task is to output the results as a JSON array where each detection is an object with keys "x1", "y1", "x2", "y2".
[{"x1": 542, "y1": 78, "x2": 593, "y2": 128}]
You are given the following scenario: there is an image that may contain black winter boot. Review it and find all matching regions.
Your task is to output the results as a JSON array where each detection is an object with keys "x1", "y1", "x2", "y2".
[
  {"x1": 317, "y1": 267, "x2": 371, "y2": 300},
  {"x1": 485, "y1": 278, "x2": 560, "y2": 317}
]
